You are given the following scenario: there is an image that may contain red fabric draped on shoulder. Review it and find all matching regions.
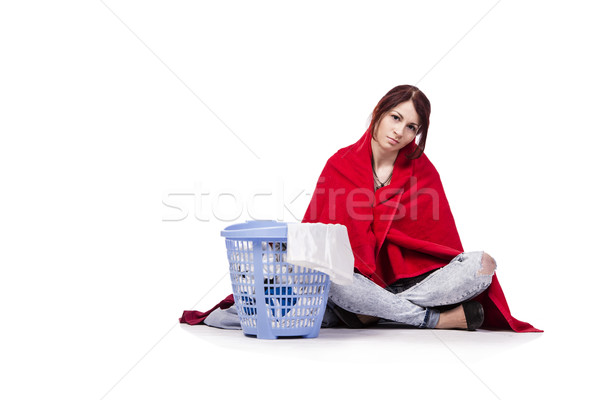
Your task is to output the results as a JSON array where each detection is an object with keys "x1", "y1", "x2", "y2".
[{"x1": 302, "y1": 128, "x2": 541, "y2": 332}]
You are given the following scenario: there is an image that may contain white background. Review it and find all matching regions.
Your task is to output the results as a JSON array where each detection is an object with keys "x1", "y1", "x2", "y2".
[{"x1": 1, "y1": 1, "x2": 598, "y2": 399}]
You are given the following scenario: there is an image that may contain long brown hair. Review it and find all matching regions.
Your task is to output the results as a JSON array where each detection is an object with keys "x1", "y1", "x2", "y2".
[{"x1": 369, "y1": 85, "x2": 431, "y2": 159}]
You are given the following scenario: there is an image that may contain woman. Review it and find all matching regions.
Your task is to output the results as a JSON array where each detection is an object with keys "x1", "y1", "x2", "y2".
[{"x1": 302, "y1": 84, "x2": 540, "y2": 332}]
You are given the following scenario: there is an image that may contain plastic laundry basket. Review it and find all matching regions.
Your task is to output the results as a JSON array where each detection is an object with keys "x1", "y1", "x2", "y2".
[{"x1": 221, "y1": 220, "x2": 331, "y2": 339}]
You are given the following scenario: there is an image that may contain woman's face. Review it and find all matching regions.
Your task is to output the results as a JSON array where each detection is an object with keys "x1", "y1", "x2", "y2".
[{"x1": 373, "y1": 100, "x2": 420, "y2": 152}]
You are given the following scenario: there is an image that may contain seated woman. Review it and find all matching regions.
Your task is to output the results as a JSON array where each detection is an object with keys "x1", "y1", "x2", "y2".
[{"x1": 302, "y1": 84, "x2": 539, "y2": 332}]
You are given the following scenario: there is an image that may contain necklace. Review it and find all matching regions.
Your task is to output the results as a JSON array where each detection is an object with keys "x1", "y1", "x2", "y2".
[{"x1": 372, "y1": 160, "x2": 393, "y2": 190}]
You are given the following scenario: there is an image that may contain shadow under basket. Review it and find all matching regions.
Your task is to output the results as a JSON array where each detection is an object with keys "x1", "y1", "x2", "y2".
[{"x1": 222, "y1": 221, "x2": 331, "y2": 339}]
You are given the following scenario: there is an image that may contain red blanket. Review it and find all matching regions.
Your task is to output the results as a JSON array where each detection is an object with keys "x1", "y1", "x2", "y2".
[
  {"x1": 302, "y1": 128, "x2": 541, "y2": 332},
  {"x1": 179, "y1": 294, "x2": 234, "y2": 325}
]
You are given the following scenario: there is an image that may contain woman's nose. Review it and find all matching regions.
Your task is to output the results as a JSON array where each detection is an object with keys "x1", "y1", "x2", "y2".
[
  {"x1": 396, "y1": 123, "x2": 411, "y2": 136},
  {"x1": 394, "y1": 124, "x2": 405, "y2": 136}
]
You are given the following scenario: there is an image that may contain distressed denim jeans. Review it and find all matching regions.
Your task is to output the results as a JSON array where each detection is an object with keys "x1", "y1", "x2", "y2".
[{"x1": 327, "y1": 251, "x2": 495, "y2": 328}]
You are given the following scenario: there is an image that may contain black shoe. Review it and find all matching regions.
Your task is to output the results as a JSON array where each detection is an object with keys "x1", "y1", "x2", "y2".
[
  {"x1": 463, "y1": 301, "x2": 484, "y2": 331},
  {"x1": 331, "y1": 304, "x2": 365, "y2": 329}
]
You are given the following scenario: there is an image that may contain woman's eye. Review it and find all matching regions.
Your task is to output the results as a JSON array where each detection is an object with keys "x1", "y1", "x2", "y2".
[
  {"x1": 408, "y1": 125, "x2": 417, "y2": 131},
  {"x1": 392, "y1": 115, "x2": 400, "y2": 121}
]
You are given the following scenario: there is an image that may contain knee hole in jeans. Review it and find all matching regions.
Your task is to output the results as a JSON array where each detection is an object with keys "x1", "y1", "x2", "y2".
[{"x1": 477, "y1": 252, "x2": 497, "y2": 276}]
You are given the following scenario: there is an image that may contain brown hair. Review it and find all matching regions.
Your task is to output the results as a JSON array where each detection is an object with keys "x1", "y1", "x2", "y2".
[{"x1": 369, "y1": 85, "x2": 431, "y2": 159}]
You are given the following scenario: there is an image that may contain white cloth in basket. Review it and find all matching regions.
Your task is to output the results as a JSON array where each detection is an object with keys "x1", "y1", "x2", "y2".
[{"x1": 286, "y1": 222, "x2": 354, "y2": 285}]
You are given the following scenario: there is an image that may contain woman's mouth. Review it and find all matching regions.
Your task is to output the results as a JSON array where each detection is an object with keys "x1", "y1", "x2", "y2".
[{"x1": 387, "y1": 136, "x2": 399, "y2": 145}]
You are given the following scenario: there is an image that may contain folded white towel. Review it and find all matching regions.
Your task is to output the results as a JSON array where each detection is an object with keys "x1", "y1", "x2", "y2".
[{"x1": 286, "y1": 222, "x2": 354, "y2": 285}]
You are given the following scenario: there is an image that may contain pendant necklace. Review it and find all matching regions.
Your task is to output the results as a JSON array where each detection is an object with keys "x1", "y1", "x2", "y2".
[{"x1": 372, "y1": 159, "x2": 393, "y2": 190}]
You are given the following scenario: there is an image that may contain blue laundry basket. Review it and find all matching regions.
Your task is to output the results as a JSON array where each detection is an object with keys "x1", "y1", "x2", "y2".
[{"x1": 221, "y1": 220, "x2": 331, "y2": 339}]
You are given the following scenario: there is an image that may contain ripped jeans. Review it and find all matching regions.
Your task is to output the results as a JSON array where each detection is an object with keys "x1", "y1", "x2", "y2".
[{"x1": 327, "y1": 251, "x2": 496, "y2": 328}]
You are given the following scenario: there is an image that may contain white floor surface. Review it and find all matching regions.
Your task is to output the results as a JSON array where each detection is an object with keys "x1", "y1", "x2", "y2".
[{"x1": 96, "y1": 320, "x2": 589, "y2": 400}]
